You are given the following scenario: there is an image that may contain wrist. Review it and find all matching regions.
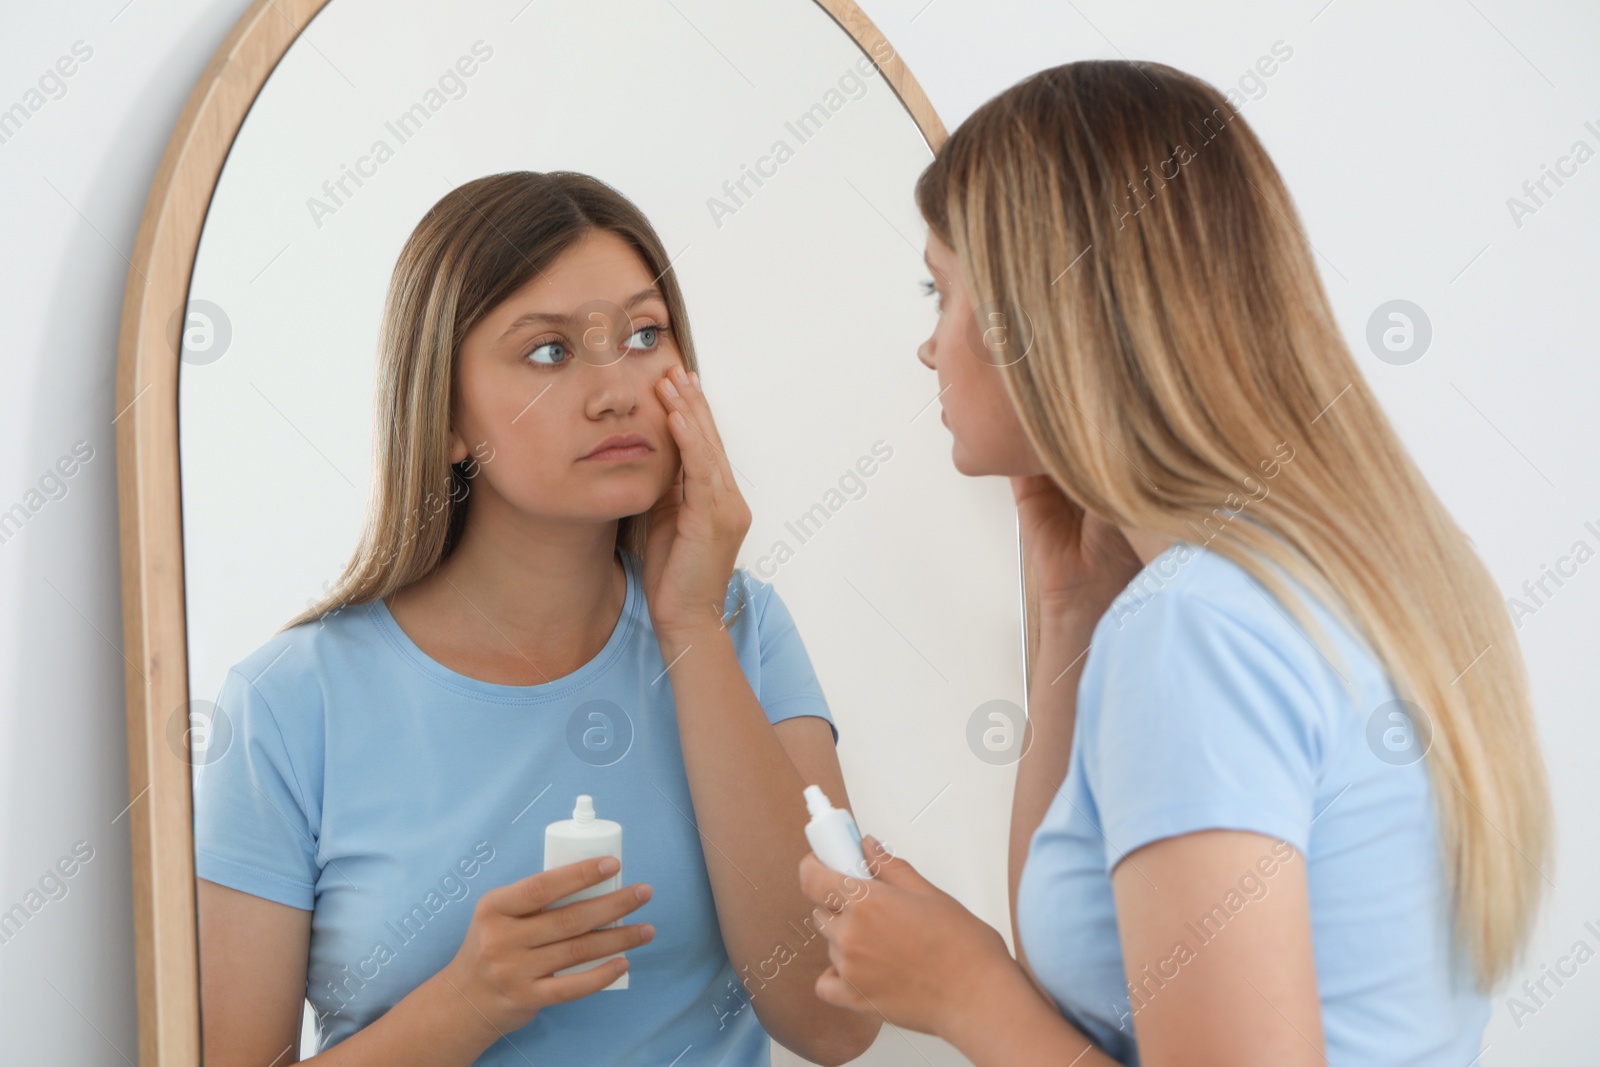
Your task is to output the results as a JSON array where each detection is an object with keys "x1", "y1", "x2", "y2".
[
  {"x1": 934, "y1": 952, "x2": 1033, "y2": 1049},
  {"x1": 656, "y1": 619, "x2": 733, "y2": 661},
  {"x1": 1030, "y1": 615, "x2": 1099, "y2": 681},
  {"x1": 1036, "y1": 599, "x2": 1108, "y2": 635},
  {"x1": 421, "y1": 964, "x2": 508, "y2": 1057},
  {"x1": 939, "y1": 956, "x2": 1082, "y2": 1065}
]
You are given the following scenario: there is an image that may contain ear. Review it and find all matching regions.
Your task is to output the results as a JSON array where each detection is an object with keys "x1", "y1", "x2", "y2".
[{"x1": 447, "y1": 424, "x2": 469, "y2": 466}]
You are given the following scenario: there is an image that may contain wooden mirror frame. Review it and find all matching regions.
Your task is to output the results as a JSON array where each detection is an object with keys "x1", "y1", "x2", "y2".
[{"x1": 114, "y1": 1, "x2": 980, "y2": 1061}]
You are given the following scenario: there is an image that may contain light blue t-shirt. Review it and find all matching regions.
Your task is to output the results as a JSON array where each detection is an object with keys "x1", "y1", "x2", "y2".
[
  {"x1": 1015, "y1": 539, "x2": 1489, "y2": 1065},
  {"x1": 193, "y1": 548, "x2": 836, "y2": 1065}
]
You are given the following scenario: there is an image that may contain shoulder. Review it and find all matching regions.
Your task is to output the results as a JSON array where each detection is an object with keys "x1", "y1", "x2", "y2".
[
  {"x1": 1082, "y1": 542, "x2": 1355, "y2": 766},
  {"x1": 1077, "y1": 543, "x2": 1359, "y2": 856},
  {"x1": 219, "y1": 600, "x2": 376, "y2": 721},
  {"x1": 725, "y1": 567, "x2": 822, "y2": 645},
  {"x1": 1092, "y1": 541, "x2": 1344, "y2": 700},
  {"x1": 725, "y1": 566, "x2": 779, "y2": 628}
]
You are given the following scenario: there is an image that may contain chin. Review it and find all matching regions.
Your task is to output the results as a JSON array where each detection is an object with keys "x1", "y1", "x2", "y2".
[
  {"x1": 950, "y1": 447, "x2": 986, "y2": 478},
  {"x1": 589, "y1": 475, "x2": 671, "y2": 515}
]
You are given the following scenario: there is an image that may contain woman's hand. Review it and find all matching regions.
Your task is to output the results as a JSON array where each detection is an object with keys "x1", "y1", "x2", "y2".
[
  {"x1": 437, "y1": 857, "x2": 654, "y2": 1039},
  {"x1": 797, "y1": 835, "x2": 1024, "y2": 1040},
  {"x1": 643, "y1": 365, "x2": 752, "y2": 644},
  {"x1": 1011, "y1": 474, "x2": 1144, "y2": 623}
]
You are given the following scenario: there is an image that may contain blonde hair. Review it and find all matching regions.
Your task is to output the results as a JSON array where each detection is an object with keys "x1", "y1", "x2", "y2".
[
  {"x1": 917, "y1": 59, "x2": 1551, "y2": 990},
  {"x1": 282, "y1": 171, "x2": 699, "y2": 632}
]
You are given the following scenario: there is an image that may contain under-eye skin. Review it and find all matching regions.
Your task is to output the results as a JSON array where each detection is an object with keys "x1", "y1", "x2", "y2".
[{"x1": 524, "y1": 322, "x2": 671, "y2": 368}]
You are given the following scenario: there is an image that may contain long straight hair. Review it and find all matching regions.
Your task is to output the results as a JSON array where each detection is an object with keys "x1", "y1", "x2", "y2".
[
  {"x1": 281, "y1": 171, "x2": 699, "y2": 633},
  {"x1": 917, "y1": 60, "x2": 1551, "y2": 990}
]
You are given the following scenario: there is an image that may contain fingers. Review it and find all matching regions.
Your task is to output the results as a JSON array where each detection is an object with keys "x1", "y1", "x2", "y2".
[
  {"x1": 656, "y1": 373, "x2": 709, "y2": 498},
  {"x1": 811, "y1": 904, "x2": 842, "y2": 935},
  {"x1": 656, "y1": 367, "x2": 733, "y2": 493},
  {"x1": 493, "y1": 856, "x2": 629, "y2": 918},
  {"x1": 534, "y1": 956, "x2": 633, "y2": 1005},
  {"x1": 803, "y1": 835, "x2": 922, "y2": 895},
  {"x1": 646, "y1": 469, "x2": 683, "y2": 534},
  {"x1": 798, "y1": 851, "x2": 854, "y2": 910},
  {"x1": 667, "y1": 367, "x2": 729, "y2": 456},
  {"x1": 814, "y1": 964, "x2": 876, "y2": 1014},
  {"x1": 531, "y1": 919, "x2": 655, "y2": 976},
  {"x1": 859, "y1": 835, "x2": 925, "y2": 888},
  {"x1": 528, "y1": 882, "x2": 653, "y2": 948}
]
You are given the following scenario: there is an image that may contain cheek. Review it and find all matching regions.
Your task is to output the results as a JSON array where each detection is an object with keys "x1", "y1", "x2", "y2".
[
  {"x1": 623, "y1": 361, "x2": 683, "y2": 475},
  {"x1": 933, "y1": 320, "x2": 967, "y2": 390},
  {"x1": 452, "y1": 377, "x2": 523, "y2": 458},
  {"x1": 634, "y1": 373, "x2": 676, "y2": 441},
  {"x1": 940, "y1": 316, "x2": 988, "y2": 409},
  {"x1": 493, "y1": 423, "x2": 567, "y2": 494},
  {"x1": 948, "y1": 351, "x2": 1022, "y2": 458}
]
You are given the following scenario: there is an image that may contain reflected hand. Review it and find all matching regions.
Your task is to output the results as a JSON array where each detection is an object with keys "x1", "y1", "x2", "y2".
[
  {"x1": 797, "y1": 835, "x2": 1019, "y2": 1039},
  {"x1": 439, "y1": 857, "x2": 653, "y2": 1039},
  {"x1": 643, "y1": 365, "x2": 751, "y2": 643},
  {"x1": 1010, "y1": 473, "x2": 1143, "y2": 622}
]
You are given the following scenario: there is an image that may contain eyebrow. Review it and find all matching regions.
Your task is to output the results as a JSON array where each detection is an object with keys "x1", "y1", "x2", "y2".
[{"x1": 498, "y1": 288, "x2": 666, "y2": 340}]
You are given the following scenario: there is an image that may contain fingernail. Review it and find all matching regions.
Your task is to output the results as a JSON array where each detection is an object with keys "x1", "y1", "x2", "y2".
[
  {"x1": 673, "y1": 365, "x2": 689, "y2": 384},
  {"x1": 598, "y1": 857, "x2": 620, "y2": 875},
  {"x1": 689, "y1": 370, "x2": 700, "y2": 388},
  {"x1": 635, "y1": 884, "x2": 653, "y2": 902},
  {"x1": 660, "y1": 377, "x2": 678, "y2": 398},
  {"x1": 640, "y1": 924, "x2": 655, "y2": 941}
]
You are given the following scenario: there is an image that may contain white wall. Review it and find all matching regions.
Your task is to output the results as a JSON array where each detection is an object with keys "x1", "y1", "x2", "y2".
[{"x1": 1, "y1": 1, "x2": 1596, "y2": 1063}]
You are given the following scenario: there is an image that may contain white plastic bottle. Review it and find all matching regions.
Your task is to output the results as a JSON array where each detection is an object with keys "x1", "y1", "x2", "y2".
[
  {"x1": 543, "y1": 795, "x2": 628, "y2": 989},
  {"x1": 803, "y1": 785, "x2": 872, "y2": 880}
]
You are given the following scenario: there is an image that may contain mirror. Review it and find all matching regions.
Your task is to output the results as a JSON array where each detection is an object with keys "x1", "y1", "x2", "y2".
[{"x1": 117, "y1": 0, "x2": 1027, "y2": 1062}]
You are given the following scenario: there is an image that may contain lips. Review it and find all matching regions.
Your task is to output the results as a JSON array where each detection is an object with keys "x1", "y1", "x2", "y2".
[{"x1": 581, "y1": 432, "x2": 653, "y2": 460}]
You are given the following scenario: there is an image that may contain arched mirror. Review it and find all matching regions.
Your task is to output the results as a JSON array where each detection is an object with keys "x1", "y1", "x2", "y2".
[{"x1": 116, "y1": 0, "x2": 1029, "y2": 1062}]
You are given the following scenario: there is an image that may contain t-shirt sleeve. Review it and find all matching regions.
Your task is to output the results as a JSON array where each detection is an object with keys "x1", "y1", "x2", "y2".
[
  {"x1": 1084, "y1": 590, "x2": 1326, "y2": 870},
  {"x1": 192, "y1": 667, "x2": 323, "y2": 909},
  {"x1": 745, "y1": 575, "x2": 838, "y2": 744}
]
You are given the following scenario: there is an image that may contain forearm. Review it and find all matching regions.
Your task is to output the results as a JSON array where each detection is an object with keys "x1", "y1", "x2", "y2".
[
  {"x1": 1009, "y1": 612, "x2": 1099, "y2": 940},
  {"x1": 941, "y1": 956, "x2": 1117, "y2": 1067},
  {"x1": 658, "y1": 627, "x2": 866, "y2": 1055},
  {"x1": 305, "y1": 967, "x2": 499, "y2": 1067}
]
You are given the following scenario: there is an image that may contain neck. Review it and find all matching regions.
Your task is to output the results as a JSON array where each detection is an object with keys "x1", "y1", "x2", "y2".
[{"x1": 416, "y1": 492, "x2": 624, "y2": 643}]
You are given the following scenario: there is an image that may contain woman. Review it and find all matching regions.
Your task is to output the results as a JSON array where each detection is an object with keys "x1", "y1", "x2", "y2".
[
  {"x1": 799, "y1": 60, "x2": 1552, "y2": 1065},
  {"x1": 193, "y1": 171, "x2": 880, "y2": 1065}
]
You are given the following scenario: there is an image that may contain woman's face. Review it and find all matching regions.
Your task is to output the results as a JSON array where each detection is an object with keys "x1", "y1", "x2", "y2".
[
  {"x1": 449, "y1": 229, "x2": 683, "y2": 530},
  {"x1": 918, "y1": 233, "x2": 1042, "y2": 477}
]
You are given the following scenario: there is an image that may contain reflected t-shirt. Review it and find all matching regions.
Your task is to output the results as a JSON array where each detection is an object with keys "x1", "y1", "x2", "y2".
[
  {"x1": 1015, "y1": 539, "x2": 1489, "y2": 1065},
  {"x1": 193, "y1": 548, "x2": 836, "y2": 1065}
]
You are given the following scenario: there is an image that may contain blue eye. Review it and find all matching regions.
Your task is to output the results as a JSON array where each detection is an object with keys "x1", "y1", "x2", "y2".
[
  {"x1": 624, "y1": 324, "x2": 665, "y2": 351},
  {"x1": 526, "y1": 339, "x2": 570, "y2": 366},
  {"x1": 524, "y1": 321, "x2": 670, "y2": 369}
]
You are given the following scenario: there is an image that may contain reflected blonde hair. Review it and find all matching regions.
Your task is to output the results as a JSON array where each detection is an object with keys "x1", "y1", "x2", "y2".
[
  {"x1": 917, "y1": 59, "x2": 1550, "y2": 989},
  {"x1": 282, "y1": 171, "x2": 699, "y2": 632}
]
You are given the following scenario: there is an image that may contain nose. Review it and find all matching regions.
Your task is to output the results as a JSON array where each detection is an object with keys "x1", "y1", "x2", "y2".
[
  {"x1": 582, "y1": 357, "x2": 641, "y2": 420},
  {"x1": 917, "y1": 333, "x2": 935, "y2": 370}
]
